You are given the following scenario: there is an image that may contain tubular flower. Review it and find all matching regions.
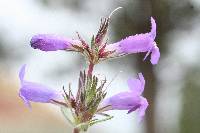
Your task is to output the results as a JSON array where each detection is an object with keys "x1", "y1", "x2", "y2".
[
  {"x1": 105, "y1": 17, "x2": 160, "y2": 64},
  {"x1": 19, "y1": 65, "x2": 62, "y2": 108},
  {"x1": 101, "y1": 73, "x2": 148, "y2": 121},
  {"x1": 30, "y1": 34, "x2": 81, "y2": 51}
]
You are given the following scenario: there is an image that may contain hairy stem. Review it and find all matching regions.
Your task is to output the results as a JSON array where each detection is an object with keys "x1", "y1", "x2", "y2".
[{"x1": 87, "y1": 62, "x2": 94, "y2": 77}]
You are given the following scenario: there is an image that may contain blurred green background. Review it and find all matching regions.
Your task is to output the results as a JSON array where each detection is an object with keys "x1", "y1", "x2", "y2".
[{"x1": 0, "y1": 0, "x2": 200, "y2": 133}]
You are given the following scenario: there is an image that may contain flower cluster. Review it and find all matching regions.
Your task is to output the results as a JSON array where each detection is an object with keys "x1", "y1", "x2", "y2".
[{"x1": 19, "y1": 10, "x2": 160, "y2": 133}]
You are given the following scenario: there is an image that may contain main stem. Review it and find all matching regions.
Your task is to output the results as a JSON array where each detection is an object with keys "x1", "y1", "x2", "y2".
[
  {"x1": 87, "y1": 62, "x2": 94, "y2": 77},
  {"x1": 73, "y1": 128, "x2": 80, "y2": 133}
]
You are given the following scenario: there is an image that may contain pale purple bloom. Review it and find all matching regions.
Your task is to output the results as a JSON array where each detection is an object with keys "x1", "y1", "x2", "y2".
[
  {"x1": 105, "y1": 17, "x2": 160, "y2": 64},
  {"x1": 30, "y1": 34, "x2": 81, "y2": 51},
  {"x1": 101, "y1": 73, "x2": 148, "y2": 121},
  {"x1": 19, "y1": 65, "x2": 62, "y2": 108}
]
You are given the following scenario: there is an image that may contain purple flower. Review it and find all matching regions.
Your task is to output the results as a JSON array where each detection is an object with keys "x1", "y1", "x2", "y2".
[
  {"x1": 105, "y1": 17, "x2": 160, "y2": 64},
  {"x1": 19, "y1": 65, "x2": 62, "y2": 108},
  {"x1": 101, "y1": 73, "x2": 148, "y2": 121},
  {"x1": 30, "y1": 34, "x2": 81, "y2": 51}
]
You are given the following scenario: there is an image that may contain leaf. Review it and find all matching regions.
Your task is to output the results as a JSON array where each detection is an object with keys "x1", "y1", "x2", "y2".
[
  {"x1": 61, "y1": 107, "x2": 75, "y2": 127},
  {"x1": 91, "y1": 35, "x2": 95, "y2": 49},
  {"x1": 96, "y1": 105, "x2": 112, "y2": 113},
  {"x1": 89, "y1": 115, "x2": 114, "y2": 126}
]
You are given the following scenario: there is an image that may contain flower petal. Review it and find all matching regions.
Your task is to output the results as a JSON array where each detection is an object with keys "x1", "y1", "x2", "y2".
[
  {"x1": 127, "y1": 73, "x2": 145, "y2": 95},
  {"x1": 118, "y1": 33, "x2": 154, "y2": 54},
  {"x1": 127, "y1": 104, "x2": 140, "y2": 114},
  {"x1": 30, "y1": 34, "x2": 81, "y2": 51},
  {"x1": 19, "y1": 92, "x2": 31, "y2": 108},
  {"x1": 20, "y1": 81, "x2": 62, "y2": 103},
  {"x1": 19, "y1": 65, "x2": 62, "y2": 107},
  {"x1": 137, "y1": 97, "x2": 148, "y2": 122},
  {"x1": 151, "y1": 46, "x2": 160, "y2": 64},
  {"x1": 19, "y1": 64, "x2": 26, "y2": 84},
  {"x1": 150, "y1": 17, "x2": 156, "y2": 39},
  {"x1": 150, "y1": 45, "x2": 160, "y2": 64},
  {"x1": 101, "y1": 92, "x2": 140, "y2": 110}
]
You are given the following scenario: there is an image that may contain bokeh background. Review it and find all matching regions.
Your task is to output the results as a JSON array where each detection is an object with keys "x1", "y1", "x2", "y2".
[{"x1": 0, "y1": 0, "x2": 200, "y2": 133}]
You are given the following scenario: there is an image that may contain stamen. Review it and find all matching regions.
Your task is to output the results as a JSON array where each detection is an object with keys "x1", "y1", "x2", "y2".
[{"x1": 108, "y1": 7, "x2": 123, "y2": 19}]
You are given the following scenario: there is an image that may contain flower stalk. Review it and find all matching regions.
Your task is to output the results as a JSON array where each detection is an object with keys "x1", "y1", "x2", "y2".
[
  {"x1": 87, "y1": 62, "x2": 94, "y2": 77},
  {"x1": 73, "y1": 128, "x2": 80, "y2": 133}
]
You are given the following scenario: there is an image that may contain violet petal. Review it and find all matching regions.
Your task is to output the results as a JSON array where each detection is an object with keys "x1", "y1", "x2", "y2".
[
  {"x1": 19, "y1": 65, "x2": 62, "y2": 108},
  {"x1": 138, "y1": 97, "x2": 148, "y2": 122},
  {"x1": 150, "y1": 45, "x2": 160, "y2": 65},
  {"x1": 127, "y1": 73, "x2": 145, "y2": 95},
  {"x1": 30, "y1": 34, "x2": 81, "y2": 51}
]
